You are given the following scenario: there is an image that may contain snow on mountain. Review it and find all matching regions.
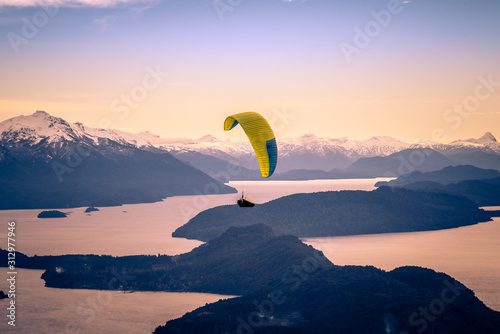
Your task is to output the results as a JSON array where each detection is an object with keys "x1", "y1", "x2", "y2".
[
  {"x1": 252, "y1": 134, "x2": 410, "y2": 159},
  {"x1": 137, "y1": 130, "x2": 500, "y2": 172},
  {"x1": 421, "y1": 132, "x2": 500, "y2": 155},
  {"x1": 0, "y1": 110, "x2": 152, "y2": 149},
  {"x1": 0, "y1": 110, "x2": 76, "y2": 144},
  {"x1": 1, "y1": 111, "x2": 498, "y2": 171},
  {"x1": 138, "y1": 132, "x2": 254, "y2": 162},
  {"x1": 450, "y1": 132, "x2": 499, "y2": 146},
  {"x1": 461, "y1": 132, "x2": 497, "y2": 144}
]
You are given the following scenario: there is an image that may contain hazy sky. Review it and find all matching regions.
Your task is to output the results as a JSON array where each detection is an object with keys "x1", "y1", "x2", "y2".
[{"x1": 1, "y1": 0, "x2": 499, "y2": 142}]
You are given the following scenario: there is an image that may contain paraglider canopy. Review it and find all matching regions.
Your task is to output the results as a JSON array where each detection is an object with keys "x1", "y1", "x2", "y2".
[{"x1": 224, "y1": 111, "x2": 277, "y2": 178}]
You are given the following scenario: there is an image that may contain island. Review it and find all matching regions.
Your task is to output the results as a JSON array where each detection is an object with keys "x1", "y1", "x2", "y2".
[
  {"x1": 84, "y1": 206, "x2": 99, "y2": 213},
  {"x1": 1, "y1": 225, "x2": 499, "y2": 333},
  {"x1": 37, "y1": 210, "x2": 67, "y2": 218},
  {"x1": 374, "y1": 165, "x2": 500, "y2": 206},
  {"x1": 172, "y1": 187, "x2": 492, "y2": 242},
  {"x1": 374, "y1": 165, "x2": 500, "y2": 188},
  {"x1": 154, "y1": 265, "x2": 500, "y2": 334}
]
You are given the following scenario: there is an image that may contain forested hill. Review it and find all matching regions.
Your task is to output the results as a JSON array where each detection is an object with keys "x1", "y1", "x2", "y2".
[
  {"x1": 154, "y1": 265, "x2": 500, "y2": 334},
  {"x1": 173, "y1": 187, "x2": 492, "y2": 242},
  {"x1": 1, "y1": 224, "x2": 333, "y2": 296},
  {"x1": 374, "y1": 166, "x2": 500, "y2": 206},
  {"x1": 3, "y1": 224, "x2": 499, "y2": 333},
  {"x1": 375, "y1": 165, "x2": 500, "y2": 188}
]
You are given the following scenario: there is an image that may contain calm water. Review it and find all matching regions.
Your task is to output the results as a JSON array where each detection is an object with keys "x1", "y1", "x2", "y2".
[
  {"x1": 303, "y1": 207, "x2": 500, "y2": 312},
  {"x1": 0, "y1": 179, "x2": 386, "y2": 257},
  {"x1": 0, "y1": 179, "x2": 387, "y2": 333},
  {"x1": 0, "y1": 269, "x2": 234, "y2": 333},
  {"x1": 0, "y1": 178, "x2": 498, "y2": 334}
]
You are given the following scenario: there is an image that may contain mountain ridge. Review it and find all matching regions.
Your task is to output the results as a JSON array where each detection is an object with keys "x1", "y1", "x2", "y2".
[
  {"x1": 0, "y1": 111, "x2": 236, "y2": 210},
  {"x1": 2, "y1": 111, "x2": 499, "y2": 181}
]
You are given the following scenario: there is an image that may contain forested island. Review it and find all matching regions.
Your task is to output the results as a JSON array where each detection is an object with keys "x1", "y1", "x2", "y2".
[
  {"x1": 375, "y1": 165, "x2": 500, "y2": 206},
  {"x1": 154, "y1": 266, "x2": 500, "y2": 334},
  {"x1": 2, "y1": 224, "x2": 499, "y2": 333},
  {"x1": 173, "y1": 187, "x2": 492, "y2": 242},
  {"x1": 0, "y1": 225, "x2": 331, "y2": 295},
  {"x1": 37, "y1": 210, "x2": 67, "y2": 218}
]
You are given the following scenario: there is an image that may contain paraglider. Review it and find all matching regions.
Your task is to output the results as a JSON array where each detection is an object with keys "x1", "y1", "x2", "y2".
[
  {"x1": 237, "y1": 192, "x2": 255, "y2": 207},
  {"x1": 224, "y1": 111, "x2": 278, "y2": 207}
]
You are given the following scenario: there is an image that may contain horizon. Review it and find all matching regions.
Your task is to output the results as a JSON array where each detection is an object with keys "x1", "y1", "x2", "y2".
[
  {"x1": 1, "y1": 0, "x2": 499, "y2": 143},
  {"x1": 0, "y1": 109, "x2": 497, "y2": 144}
]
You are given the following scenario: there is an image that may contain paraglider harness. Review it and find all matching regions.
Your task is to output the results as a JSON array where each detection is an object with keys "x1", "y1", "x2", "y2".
[{"x1": 237, "y1": 192, "x2": 255, "y2": 207}]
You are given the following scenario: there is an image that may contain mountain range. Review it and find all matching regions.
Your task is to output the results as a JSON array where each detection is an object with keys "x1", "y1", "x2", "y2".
[
  {"x1": 137, "y1": 130, "x2": 500, "y2": 178},
  {"x1": 375, "y1": 165, "x2": 500, "y2": 206},
  {"x1": 1, "y1": 111, "x2": 499, "y2": 206},
  {"x1": 0, "y1": 111, "x2": 235, "y2": 209}
]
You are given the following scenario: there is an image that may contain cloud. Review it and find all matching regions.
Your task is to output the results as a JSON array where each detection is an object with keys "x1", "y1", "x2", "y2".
[
  {"x1": 92, "y1": 14, "x2": 115, "y2": 31},
  {"x1": 0, "y1": 0, "x2": 155, "y2": 8}
]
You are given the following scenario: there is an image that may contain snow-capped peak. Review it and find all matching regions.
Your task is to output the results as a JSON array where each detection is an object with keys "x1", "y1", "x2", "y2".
[
  {"x1": 0, "y1": 111, "x2": 153, "y2": 148},
  {"x1": 450, "y1": 132, "x2": 498, "y2": 146},
  {"x1": 470, "y1": 132, "x2": 497, "y2": 144},
  {"x1": 298, "y1": 133, "x2": 318, "y2": 141},
  {"x1": 137, "y1": 131, "x2": 161, "y2": 140},
  {"x1": 197, "y1": 134, "x2": 219, "y2": 143},
  {"x1": 0, "y1": 110, "x2": 75, "y2": 144},
  {"x1": 1, "y1": 111, "x2": 498, "y2": 166}
]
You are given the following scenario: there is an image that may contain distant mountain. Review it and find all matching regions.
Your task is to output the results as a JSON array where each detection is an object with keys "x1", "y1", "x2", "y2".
[
  {"x1": 173, "y1": 187, "x2": 492, "y2": 242},
  {"x1": 392, "y1": 177, "x2": 500, "y2": 207},
  {"x1": 155, "y1": 265, "x2": 500, "y2": 334},
  {"x1": 423, "y1": 131, "x2": 500, "y2": 155},
  {"x1": 447, "y1": 151, "x2": 500, "y2": 171},
  {"x1": 270, "y1": 168, "x2": 350, "y2": 180},
  {"x1": 2, "y1": 111, "x2": 498, "y2": 185},
  {"x1": 374, "y1": 166, "x2": 500, "y2": 206},
  {"x1": 343, "y1": 148, "x2": 458, "y2": 178},
  {"x1": 0, "y1": 110, "x2": 153, "y2": 149},
  {"x1": 375, "y1": 165, "x2": 500, "y2": 188},
  {"x1": 168, "y1": 150, "x2": 257, "y2": 181},
  {"x1": 137, "y1": 133, "x2": 419, "y2": 173},
  {"x1": 275, "y1": 134, "x2": 411, "y2": 171},
  {"x1": 0, "y1": 111, "x2": 235, "y2": 209},
  {"x1": 136, "y1": 131, "x2": 500, "y2": 179},
  {"x1": 272, "y1": 152, "x2": 482, "y2": 181},
  {"x1": 453, "y1": 131, "x2": 498, "y2": 146}
]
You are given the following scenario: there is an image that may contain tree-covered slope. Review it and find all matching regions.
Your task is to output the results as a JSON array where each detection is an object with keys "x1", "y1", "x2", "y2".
[
  {"x1": 1, "y1": 224, "x2": 332, "y2": 296},
  {"x1": 154, "y1": 265, "x2": 500, "y2": 334},
  {"x1": 173, "y1": 187, "x2": 492, "y2": 242}
]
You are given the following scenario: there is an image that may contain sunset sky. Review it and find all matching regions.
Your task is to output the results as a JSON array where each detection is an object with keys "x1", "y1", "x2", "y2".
[{"x1": 1, "y1": 0, "x2": 499, "y2": 142}]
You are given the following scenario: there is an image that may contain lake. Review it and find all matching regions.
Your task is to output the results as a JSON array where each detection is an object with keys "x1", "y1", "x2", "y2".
[
  {"x1": 0, "y1": 179, "x2": 387, "y2": 257},
  {"x1": 0, "y1": 178, "x2": 498, "y2": 333},
  {"x1": 0, "y1": 269, "x2": 235, "y2": 333},
  {"x1": 303, "y1": 206, "x2": 500, "y2": 312}
]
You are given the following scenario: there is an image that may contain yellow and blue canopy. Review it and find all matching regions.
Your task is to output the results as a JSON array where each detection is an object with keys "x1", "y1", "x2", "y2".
[{"x1": 224, "y1": 111, "x2": 277, "y2": 178}]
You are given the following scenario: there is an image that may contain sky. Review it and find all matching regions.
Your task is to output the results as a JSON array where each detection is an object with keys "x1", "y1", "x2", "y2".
[{"x1": 0, "y1": 0, "x2": 499, "y2": 142}]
